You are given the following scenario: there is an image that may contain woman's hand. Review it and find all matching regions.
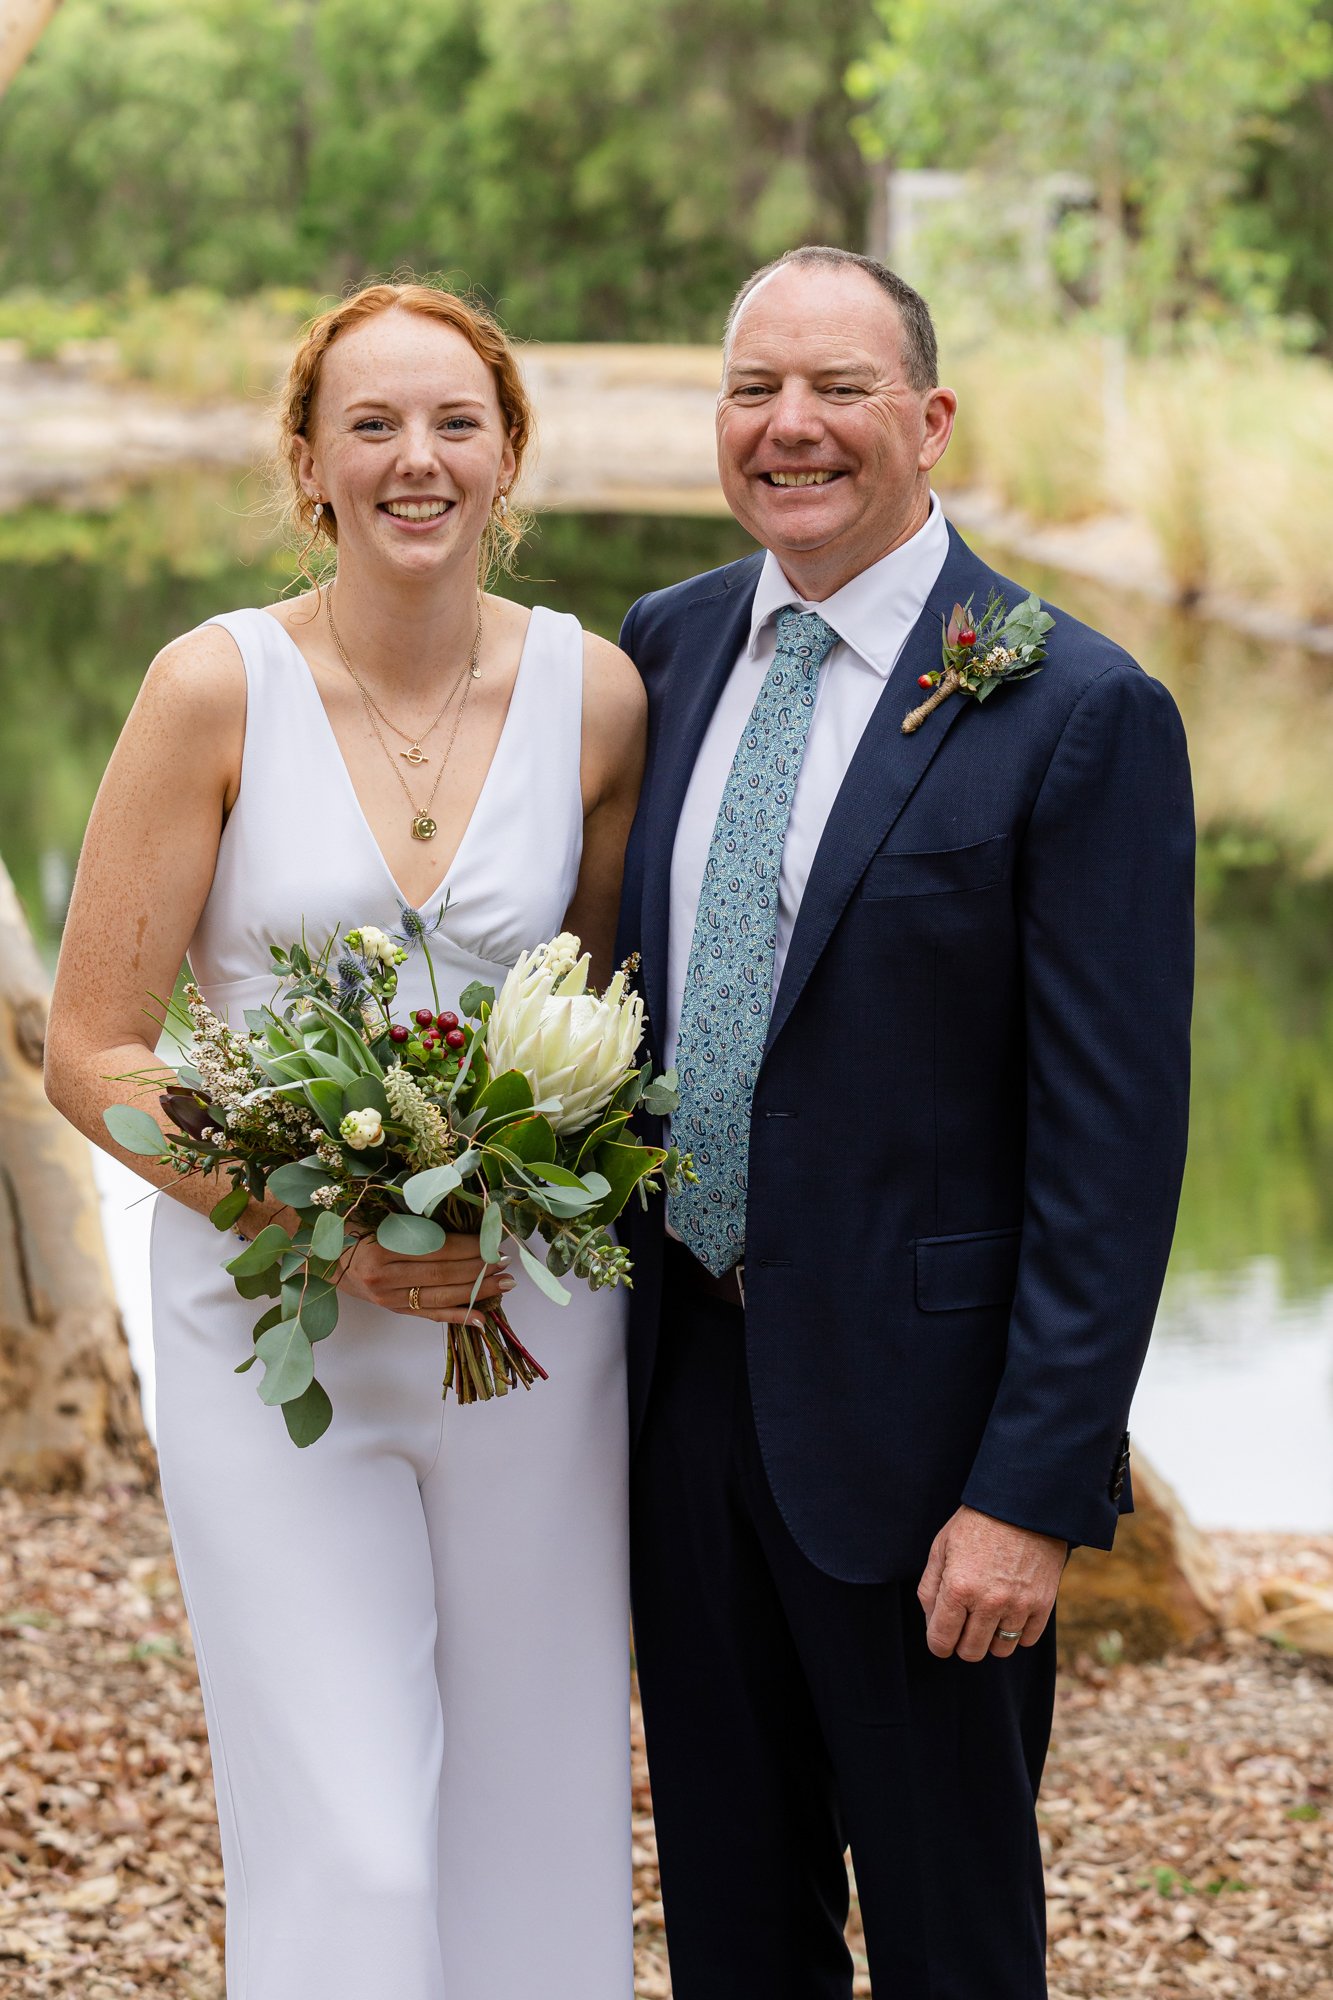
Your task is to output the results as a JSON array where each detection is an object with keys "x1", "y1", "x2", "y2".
[{"x1": 337, "y1": 1230, "x2": 513, "y2": 1325}]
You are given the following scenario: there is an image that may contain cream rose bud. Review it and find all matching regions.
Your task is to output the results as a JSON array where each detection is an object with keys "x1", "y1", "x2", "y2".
[{"x1": 340, "y1": 1107, "x2": 384, "y2": 1150}]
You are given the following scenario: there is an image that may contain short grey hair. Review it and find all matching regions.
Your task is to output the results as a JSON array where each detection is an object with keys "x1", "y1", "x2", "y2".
[{"x1": 722, "y1": 246, "x2": 939, "y2": 391}]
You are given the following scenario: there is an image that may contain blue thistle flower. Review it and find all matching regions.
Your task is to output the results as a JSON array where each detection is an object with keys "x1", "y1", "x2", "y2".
[
  {"x1": 392, "y1": 900, "x2": 447, "y2": 950},
  {"x1": 336, "y1": 950, "x2": 372, "y2": 998}
]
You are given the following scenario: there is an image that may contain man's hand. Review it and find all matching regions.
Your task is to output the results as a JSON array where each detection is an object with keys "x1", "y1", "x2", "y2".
[{"x1": 917, "y1": 1506, "x2": 1067, "y2": 1662}]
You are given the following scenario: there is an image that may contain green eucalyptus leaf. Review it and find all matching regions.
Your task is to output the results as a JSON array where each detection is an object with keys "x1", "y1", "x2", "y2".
[
  {"x1": 234, "y1": 1353, "x2": 257, "y2": 1374},
  {"x1": 479, "y1": 1202, "x2": 504, "y2": 1264},
  {"x1": 266, "y1": 1162, "x2": 333, "y2": 1207},
  {"x1": 376, "y1": 1212, "x2": 447, "y2": 1255},
  {"x1": 103, "y1": 1104, "x2": 166, "y2": 1157},
  {"x1": 255, "y1": 1319, "x2": 315, "y2": 1405},
  {"x1": 209, "y1": 1185, "x2": 250, "y2": 1231},
  {"x1": 310, "y1": 1210, "x2": 345, "y2": 1263},
  {"x1": 522, "y1": 1160, "x2": 587, "y2": 1189},
  {"x1": 458, "y1": 980, "x2": 495, "y2": 1017},
  {"x1": 516, "y1": 1239, "x2": 571, "y2": 1305},
  {"x1": 282, "y1": 1378, "x2": 333, "y2": 1448},
  {"x1": 299, "y1": 1282, "x2": 339, "y2": 1342},
  {"x1": 224, "y1": 1223, "x2": 292, "y2": 1277},
  {"x1": 252, "y1": 1303, "x2": 285, "y2": 1338},
  {"x1": 234, "y1": 1267, "x2": 282, "y2": 1301},
  {"x1": 640, "y1": 1068, "x2": 680, "y2": 1116},
  {"x1": 402, "y1": 1163, "x2": 463, "y2": 1214}
]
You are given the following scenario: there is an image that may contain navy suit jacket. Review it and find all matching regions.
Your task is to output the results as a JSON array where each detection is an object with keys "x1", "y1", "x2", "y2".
[{"x1": 616, "y1": 521, "x2": 1194, "y2": 1585}]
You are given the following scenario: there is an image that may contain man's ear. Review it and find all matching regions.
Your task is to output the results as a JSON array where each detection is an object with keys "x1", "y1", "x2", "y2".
[{"x1": 920, "y1": 387, "x2": 958, "y2": 474}]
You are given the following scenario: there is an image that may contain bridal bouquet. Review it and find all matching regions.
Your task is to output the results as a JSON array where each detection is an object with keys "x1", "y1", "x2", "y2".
[{"x1": 106, "y1": 917, "x2": 688, "y2": 1446}]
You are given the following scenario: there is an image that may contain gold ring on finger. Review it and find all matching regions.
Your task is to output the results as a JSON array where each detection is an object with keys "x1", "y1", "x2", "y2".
[
  {"x1": 408, "y1": 1285, "x2": 422, "y2": 1314},
  {"x1": 998, "y1": 1628, "x2": 1022, "y2": 1642}
]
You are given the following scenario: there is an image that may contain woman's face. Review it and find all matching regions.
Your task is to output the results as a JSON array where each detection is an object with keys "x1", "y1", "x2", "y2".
[{"x1": 298, "y1": 306, "x2": 516, "y2": 583}]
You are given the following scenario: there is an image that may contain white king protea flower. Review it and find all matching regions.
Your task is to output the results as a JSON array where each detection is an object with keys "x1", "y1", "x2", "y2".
[{"x1": 485, "y1": 934, "x2": 645, "y2": 1137}]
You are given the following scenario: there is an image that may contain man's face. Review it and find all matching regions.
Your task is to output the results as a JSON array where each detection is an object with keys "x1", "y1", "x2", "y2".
[{"x1": 715, "y1": 263, "x2": 955, "y2": 595}]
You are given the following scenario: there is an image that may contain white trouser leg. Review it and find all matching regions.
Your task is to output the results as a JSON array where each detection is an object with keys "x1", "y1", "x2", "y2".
[
  {"x1": 152, "y1": 1204, "x2": 451, "y2": 1999},
  {"x1": 427, "y1": 1285, "x2": 634, "y2": 1999}
]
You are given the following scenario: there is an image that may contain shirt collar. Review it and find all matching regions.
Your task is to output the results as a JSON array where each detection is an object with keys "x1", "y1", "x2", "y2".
[{"x1": 745, "y1": 491, "x2": 949, "y2": 678}]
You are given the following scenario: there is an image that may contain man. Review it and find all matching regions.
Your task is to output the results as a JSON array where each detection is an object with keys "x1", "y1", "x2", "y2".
[{"x1": 616, "y1": 246, "x2": 1193, "y2": 1998}]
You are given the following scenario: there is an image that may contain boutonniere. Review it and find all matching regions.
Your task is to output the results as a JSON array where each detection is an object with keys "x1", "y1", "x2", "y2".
[{"x1": 902, "y1": 590, "x2": 1054, "y2": 735}]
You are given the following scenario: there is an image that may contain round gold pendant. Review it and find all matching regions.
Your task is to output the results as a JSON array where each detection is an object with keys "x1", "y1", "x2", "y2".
[{"x1": 411, "y1": 814, "x2": 437, "y2": 841}]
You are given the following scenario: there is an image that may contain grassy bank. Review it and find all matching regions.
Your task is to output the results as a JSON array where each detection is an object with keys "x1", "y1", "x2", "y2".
[{"x1": 943, "y1": 330, "x2": 1333, "y2": 629}]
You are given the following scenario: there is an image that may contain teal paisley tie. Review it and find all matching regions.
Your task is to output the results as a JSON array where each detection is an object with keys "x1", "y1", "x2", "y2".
[{"x1": 671, "y1": 607, "x2": 840, "y2": 1276}]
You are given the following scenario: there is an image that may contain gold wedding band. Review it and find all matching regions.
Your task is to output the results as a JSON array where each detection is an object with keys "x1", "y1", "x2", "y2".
[{"x1": 408, "y1": 1285, "x2": 422, "y2": 1314}]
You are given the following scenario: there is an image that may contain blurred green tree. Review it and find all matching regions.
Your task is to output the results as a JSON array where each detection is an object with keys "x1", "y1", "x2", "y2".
[
  {"x1": 1238, "y1": 1, "x2": 1333, "y2": 352},
  {"x1": 0, "y1": 0, "x2": 870, "y2": 336},
  {"x1": 850, "y1": 0, "x2": 1333, "y2": 341}
]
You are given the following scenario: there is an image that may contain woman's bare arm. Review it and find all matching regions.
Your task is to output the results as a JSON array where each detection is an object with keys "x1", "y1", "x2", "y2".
[
  {"x1": 45, "y1": 623, "x2": 249, "y2": 1219},
  {"x1": 562, "y1": 629, "x2": 648, "y2": 990}
]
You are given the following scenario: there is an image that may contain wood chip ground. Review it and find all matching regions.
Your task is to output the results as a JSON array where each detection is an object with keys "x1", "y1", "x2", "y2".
[{"x1": 0, "y1": 1491, "x2": 1329, "y2": 1998}]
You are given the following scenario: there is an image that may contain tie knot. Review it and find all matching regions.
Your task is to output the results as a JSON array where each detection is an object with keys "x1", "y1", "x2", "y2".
[{"x1": 774, "y1": 606, "x2": 840, "y2": 675}]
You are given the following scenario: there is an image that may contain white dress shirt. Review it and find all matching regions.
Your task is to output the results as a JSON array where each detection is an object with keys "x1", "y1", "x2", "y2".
[{"x1": 664, "y1": 492, "x2": 949, "y2": 1072}]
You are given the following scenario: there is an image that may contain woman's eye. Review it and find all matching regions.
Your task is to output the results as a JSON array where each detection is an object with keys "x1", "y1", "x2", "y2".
[
  {"x1": 441, "y1": 417, "x2": 478, "y2": 433},
  {"x1": 354, "y1": 418, "x2": 390, "y2": 433}
]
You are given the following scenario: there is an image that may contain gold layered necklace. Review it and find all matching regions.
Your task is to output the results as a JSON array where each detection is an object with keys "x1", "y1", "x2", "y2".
[{"x1": 326, "y1": 590, "x2": 484, "y2": 842}]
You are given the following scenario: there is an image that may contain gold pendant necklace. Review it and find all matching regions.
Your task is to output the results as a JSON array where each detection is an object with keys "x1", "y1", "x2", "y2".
[{"x1": 326, "y1": 591, "x2": 484, "y2": 840}]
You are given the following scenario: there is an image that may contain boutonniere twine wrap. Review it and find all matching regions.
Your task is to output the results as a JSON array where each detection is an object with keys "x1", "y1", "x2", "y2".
[{"x1": 902, "y1": 590, "x2": 1054, "y2": 735}]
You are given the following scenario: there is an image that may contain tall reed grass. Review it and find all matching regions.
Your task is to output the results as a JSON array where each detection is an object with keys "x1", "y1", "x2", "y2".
[{"x1": 938, "y1": 330, "x2": 1333, "y2": 629}]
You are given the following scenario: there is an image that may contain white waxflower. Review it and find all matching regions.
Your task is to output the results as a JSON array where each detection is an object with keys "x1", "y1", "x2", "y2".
[
  {"x1": 485, "y1": 935, "x2": 646, "y2": 1136},
  {"x1": 340, "y1": 1107, "x2": 384, "y2": 1150}
]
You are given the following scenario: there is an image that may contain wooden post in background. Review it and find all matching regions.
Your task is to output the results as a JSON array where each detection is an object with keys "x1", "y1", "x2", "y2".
[
  {"x1": 0, "y1": 0, "x2": 62, "y2": 96},
  {"x1": 0, "y1": 856, "x2": 154, "y2": 1488}
]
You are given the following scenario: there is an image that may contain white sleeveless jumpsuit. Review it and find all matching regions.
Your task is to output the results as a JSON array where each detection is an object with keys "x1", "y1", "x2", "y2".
[{"x1": 149, "y1": 606, "x2": 633, "y2": 2000}]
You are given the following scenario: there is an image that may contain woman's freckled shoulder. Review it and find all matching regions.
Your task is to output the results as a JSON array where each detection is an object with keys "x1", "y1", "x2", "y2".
[
  {"x1": 140, "y1": 622, "x2": 248, "y2": 726},
  {"x1": 581, "y1": 628, "x2": 647, "y2": 723}
]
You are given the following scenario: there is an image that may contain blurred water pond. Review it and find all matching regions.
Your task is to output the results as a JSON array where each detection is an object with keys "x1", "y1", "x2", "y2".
[{"x1": 4, "y1": 470, "x2": 1331, "y2": 1526}]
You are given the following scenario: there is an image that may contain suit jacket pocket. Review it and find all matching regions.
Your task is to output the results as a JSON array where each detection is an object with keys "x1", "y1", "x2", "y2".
[
  {"x1": 915, "y1": 1227, "x2": 1022, "y2": 1313},
  {"x1": 859, "y1": 831, "x2": 1011, "y2": 900}
]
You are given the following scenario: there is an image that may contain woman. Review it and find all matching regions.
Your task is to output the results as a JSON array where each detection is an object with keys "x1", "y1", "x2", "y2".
[{"x1": 44, "y1": 281, "x2": 647, "y2": 1999}]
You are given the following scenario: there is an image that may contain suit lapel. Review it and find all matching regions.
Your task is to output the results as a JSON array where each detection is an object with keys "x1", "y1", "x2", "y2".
[
  {"x1": 639, "y1": 561, "x2": 761, "y2": 1048},
  {"x1": 764, "y1": 528, "x2": 997, "y2": 1056}
]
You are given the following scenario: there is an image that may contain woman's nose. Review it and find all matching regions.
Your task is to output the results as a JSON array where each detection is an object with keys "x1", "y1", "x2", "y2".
[{"x1": 394, "y1": 421, "x2": 443, "y2": 475}]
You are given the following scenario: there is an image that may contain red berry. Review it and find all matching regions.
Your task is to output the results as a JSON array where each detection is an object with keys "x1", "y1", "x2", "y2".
[
  {"x1": 414, "y1": 1007, "x2": 434, "y2": 1027},
  {"x1": 445, "y1": 1028, "x2": 466, "y2": 1050},
  {"x1": 389, "y1": 1024, "x2": 409, "y2": 1043},
  {"x1": 957, "y1": 627, "x2": 977, "y2": 648},
  {"x1": 423, "y1": 1030, "x2": 439, "y2": 1047},
  {"x1": 437, "y1": 1010, "x2": 459, "y2": 1031},
  {"x1": 917, "y1": 674, "x2": 933, "y2": 689}
]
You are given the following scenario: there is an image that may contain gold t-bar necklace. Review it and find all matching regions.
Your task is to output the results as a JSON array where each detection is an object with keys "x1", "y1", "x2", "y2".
[
  {"x1": 326, "y1": 591, "x2": 484, "y2": 842},
  {"x1": 326, "y1": 590, "x2": 482, "y2": 765}
]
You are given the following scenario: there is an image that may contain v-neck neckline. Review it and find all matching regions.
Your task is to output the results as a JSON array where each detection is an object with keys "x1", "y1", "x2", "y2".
[{"x1": 264, "y1": 603, "x2": 541, "y2": 913}]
